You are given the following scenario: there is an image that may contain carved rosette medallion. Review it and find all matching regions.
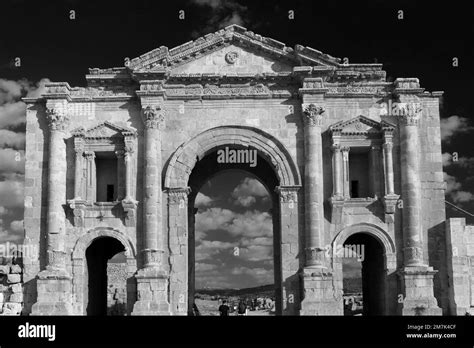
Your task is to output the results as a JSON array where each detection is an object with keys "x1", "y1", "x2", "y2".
[{"x1": 225, "y1": 51, "x2": 239, "y2": 64}]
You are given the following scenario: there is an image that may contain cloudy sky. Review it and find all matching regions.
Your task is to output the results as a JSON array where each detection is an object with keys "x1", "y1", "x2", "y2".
[
  {"x1": 194, "y1": 172, "x2": 274, "y2": 289},
  {"x1": 0, "y1": 1, "x2": 472, "y2": 286}
]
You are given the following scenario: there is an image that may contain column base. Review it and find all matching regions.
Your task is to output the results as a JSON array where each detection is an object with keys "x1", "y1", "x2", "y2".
[
  {"x1": 299, "y1": 268, "x2": 342, "y2": 315},
  {"x1": 132, "y1": 267, "x2": 170, "y2": 315},
  {"x1": 398, "y1": 266, "x2": 442, "y2": 316},
  {"x1": 31, "y1": 269, "x2": 74, "y2": 315}
]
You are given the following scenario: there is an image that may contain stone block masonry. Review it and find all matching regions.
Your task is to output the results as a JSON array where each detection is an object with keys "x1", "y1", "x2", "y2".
[{"x1": 0, "y1": 257, "x2": 24, "y2": 315}]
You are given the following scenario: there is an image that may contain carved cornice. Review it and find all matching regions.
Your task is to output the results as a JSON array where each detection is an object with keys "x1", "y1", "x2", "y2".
[
  {"x1": 302, "y1": 103, "x2": 325, "y2": 127},
  {"x1": 141, "y1": 105, "x2": 165, "y2": 129},
  {"x1": 46, "y1": 107, "x2": 70, "y2": 131}
]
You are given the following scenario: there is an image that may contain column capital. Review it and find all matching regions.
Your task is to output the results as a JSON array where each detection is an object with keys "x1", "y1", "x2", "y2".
[
  {"x1": 275, "y1": 185, "x2": 300, "y2": 203},
  {"x1": 141, "y1": 105, "x2": 165, "y2": 129},
  {"x1": 302, "y1": 103, "x2": 325, "y2": 127},
  {"x1": 74, "y1": 144, "x2": 84, "y2": 155},
  {"x1": 371, "y1": 144, "x2": 382, "y2": 151},
  {"x1": 331, "y1": 143, "x2": 342, "y2": 152},
  {"x1": 399, "y1": 103, "x2": 422, "y2": 126},
  {"x1": 46, "y1": 107, "x2": 70, "y2": 132},
  {"x1": 84, "y1": 151, "x2": 95, "y2": 161},
  {"x1": 167, "y1": 187, "x2": 191, "y2": 204}
]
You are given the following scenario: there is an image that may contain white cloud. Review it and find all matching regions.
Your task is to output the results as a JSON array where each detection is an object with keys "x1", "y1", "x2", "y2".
[
  {"x1": 195, "y1": 239, "x2": 234, "y2": 261},
  {"x1": 195, "y1": 192, "x2": 215, "y2": 208},
  {"x1": 0, "y1": 102, "x2": 26, "y2": 129},
  {"x1": 440, "y1": 116, "x2": 471, "y2": 141},
  {"x1": 0, "y1": 148, "x2": 24, "y2": 173},
  {"x1": 0, "y1": 130, "x2": 25, "y2": 149},
  {"x1": 10, "y1": 220, "x2": 23, "y2": 234},
  {"x1": 231, "y1": 178, "x2": 269, "y2": 207},
  {"x1": 444, "y1": 172, "x2": 474, "y2": 203},
  {"x1": 0, "y1": 179, "x2": 24, "y2": 208},
  {"x1": 195, "y1": 262, "x2": 219, "y2": 272},
  {"x1": 195, "y1": 207, "x2": 272, "y2": 240},
  {"x1": 0, "y1": 79, "x2": 23, "y2": 104},
  {"x1": 442, "y1": 153, "x2": 452, "y2": 167}
]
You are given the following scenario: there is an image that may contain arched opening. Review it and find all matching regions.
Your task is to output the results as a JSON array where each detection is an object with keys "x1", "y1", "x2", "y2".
[
  {"x1": 85, "y1": 236, "x2": 126, "y2": 316},
  {"x1": 187, "y1": 147, "x2": 281, "y2": 316},
  {"x1": 342, "y1": 233, "x2": 385, "y2": 316}
]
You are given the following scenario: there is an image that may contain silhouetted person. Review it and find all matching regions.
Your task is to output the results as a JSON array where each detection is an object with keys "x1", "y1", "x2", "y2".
[
  {"x1": 237, "y1": 300, "x2": 247, "y2": 316},
  {"x1": 218, "y1": 300, "x2": 230, "y2": 316}
]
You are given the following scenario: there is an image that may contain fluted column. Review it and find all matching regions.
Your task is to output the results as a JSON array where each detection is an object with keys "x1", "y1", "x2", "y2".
[
  {"x1": 341, "y1": 146, "x2": 350, "y2": 199},
  {"x1": 331, "y1": 144, "x2": 343, "y2": 198},
  {"x1": 302, "y1": 104, "x2": 326, "y2": 268},
  {"x1": 45, "y1": 108, "x2": 69, "y2": 270},
  {"x1": 400, "y1": 109, "x2": 424, "y2": 267},
  {"x1": 73, "y1": 144, "x2": 84, "y2": 200},
  {"x1": 141, "y1": 105, "x2": 165, "y2": 268},
  {"x1": 132, "y1": 104, "x2": 169, "y2": 315},
  {"x1": 84, "y1": 151, "x2": 96, "y2": 202},
  {"x1": 32, "y1": 106, "x2": 73, "y2": 315},
  {"x1": 124, "y1": 146, "x2": 133, "y2": 202},
  {"x1": 383, "y1": 142, "x2": 395, "y2": 196}
]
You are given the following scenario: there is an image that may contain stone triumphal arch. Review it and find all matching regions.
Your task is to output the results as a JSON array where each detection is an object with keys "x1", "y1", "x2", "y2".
[{"x1": 22, "y1": 25, "x2": 459, "y2": 315}]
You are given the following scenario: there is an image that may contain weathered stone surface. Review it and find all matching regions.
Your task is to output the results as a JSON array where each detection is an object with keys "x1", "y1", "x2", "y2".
[
  {"x1": 10, "y1": 265, "x2": 22, "y2": 274},
  {"x1": 7, "y1": 274, "x2": 21, "y2": 284},
  {"x1": 18, "y1": 25, "x2": 454, "y2": 317}
]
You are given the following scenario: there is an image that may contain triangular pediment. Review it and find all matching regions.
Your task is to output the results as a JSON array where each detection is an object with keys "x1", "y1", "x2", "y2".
[
  {"x1": 72, "y1": 121, "x2": 136, "y2": 138},
  {"x1": 330, "y1": 116, "x2": 390, "y2": 135},
  {"x1": 128, "y1": 24, "x2": 341, "y2": 72}
]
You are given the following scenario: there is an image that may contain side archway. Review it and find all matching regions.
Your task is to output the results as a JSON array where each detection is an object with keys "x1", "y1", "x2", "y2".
[
  {"x1": 332, "y1": 223, "x2": 396, "y2": 315},
  {"x1": 72, "y1": 227, "x2": 137, "y2": 260},
  {"x1": 71, "y1": 228, "x2": 137, "y2": 315}
]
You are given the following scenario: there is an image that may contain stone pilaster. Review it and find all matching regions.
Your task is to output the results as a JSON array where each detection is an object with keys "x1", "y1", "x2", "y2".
[
  {"x1": 31, "y1": 106, "x2": 73, "y2": 315},
  {"x1": 332, "y1": 144, "x2": 343, "y2": 199},
  {"x1": 275, "y1": 186, "x2": 301, "y2": 315},
  {"x1": 121, "y1": 143, "x2": 138, "y2": 227},
  {"x1": 382, "y1": 141, "x2": 399, "y2": 222},
  {"x1": 132, "y1": 104, "x2": 170, "y2": 315},
  {"x1": 84, "y1": 151, "x2": 96, "y2": 202},
  {"x1": 396, "y1": 81, "x2": 441, "y2": 315},
  {"x1": 341, "y1": 146, "x2": 350, "y2": 198},
  {"x1": 168, "y1": 187, "x2": 191, "y2": 315},
  {"x1": 73, "y1": 144, "x2": 84, "y2": 200}
]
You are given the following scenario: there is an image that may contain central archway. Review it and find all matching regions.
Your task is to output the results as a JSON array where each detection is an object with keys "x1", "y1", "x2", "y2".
[{"x1": 164, "y1": 126, "x2": 302, "y2": 315}]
